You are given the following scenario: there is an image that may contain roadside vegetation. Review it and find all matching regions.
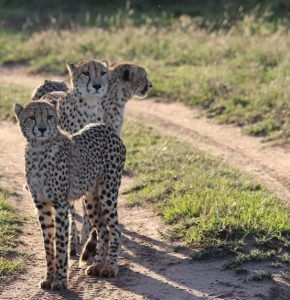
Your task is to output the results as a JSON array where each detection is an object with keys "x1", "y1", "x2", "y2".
[
  {"x1": 1, "y1": 1, "x2": 290, "y2": 140},
  {"x1": 0, "y1": 83, "x2": 30, "y2": 120},
  {"x1": 123, "y1": 121, "x2": 290, "y2": 271},
  {"x1": 0, "y1": 185, "x2": 24, "y2": 278}
]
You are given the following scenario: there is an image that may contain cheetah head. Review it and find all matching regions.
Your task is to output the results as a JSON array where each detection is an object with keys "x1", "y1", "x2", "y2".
[
  {"x1": 113, "y1": 63, "x2": 153, "y2": 98},
  {"x1": 66, "y1": 60, "x2": 109, "y2": 98},
  {"x1": 14, "y1": 100, "x2": 58, "y2": 142}
]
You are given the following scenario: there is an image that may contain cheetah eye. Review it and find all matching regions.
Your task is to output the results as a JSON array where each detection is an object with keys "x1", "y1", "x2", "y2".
[
  {"x1": 47, "y1": 115, "x2": 53, "y2": 120},
  {"x1": 82, "y1": 71, "x2": 89, "y2": 76},
  {"x1": 101, "y1": 71, "x2": 107, "y2": 76},
  {"x1": 29, "y1": 116, "x2": 35, "y2": 120}
]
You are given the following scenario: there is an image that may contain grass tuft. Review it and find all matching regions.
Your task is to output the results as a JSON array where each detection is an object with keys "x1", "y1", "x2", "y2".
[
  {"x1": 0, "y1": 185, "x2": 24, "y2": 278},
  {"x1": 251, "y1": 270, "x2": 273, "y2": 281}
]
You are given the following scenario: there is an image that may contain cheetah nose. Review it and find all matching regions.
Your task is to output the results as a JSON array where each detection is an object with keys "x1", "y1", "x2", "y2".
[
  {"x1": 38, "y1": 127, "x2": 47, "y2": 134},
  {"x1": 93, "y1": 84, "x2": 101, "y2": 90}
]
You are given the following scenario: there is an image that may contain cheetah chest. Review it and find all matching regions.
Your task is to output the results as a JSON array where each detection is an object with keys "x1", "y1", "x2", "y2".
[
  {"x1": 82, "y1": 95, "x2": 104, "y2": 123},
  {"x1": 25, "y1": 145, "x2": 69, "y2": 205}
]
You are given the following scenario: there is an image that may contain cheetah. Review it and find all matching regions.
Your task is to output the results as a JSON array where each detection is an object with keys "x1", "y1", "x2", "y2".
[
  {"x1": 31, "y1": 80, "x2": 68, "y2": 100},
  {"x1": 80, "y1": 62, "x2": 152, "y2": 243},
  {"x1": 32, "y1": 59, "x2": 110, "y2": 254},
  {"x1": 31, "y1": 61, "x2": 152, "y2": 246},
  {"x1": 14, "y1": 100, "x2": 126, "y2": 290},
  {"x1": 102, "y1": 62, "x2": 153, "y2": 136},
  {"x1": 43, "y1": 59, "x2": 109, "y2": 133}
]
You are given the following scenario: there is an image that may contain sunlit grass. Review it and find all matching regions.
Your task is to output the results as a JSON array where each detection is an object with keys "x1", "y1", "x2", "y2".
[
  {"x1": 0, "y1": 185, "x2": 24, "y2": 278},
  {"x1": 123, "y1": 121, "x2": 290, "y2": 265}
]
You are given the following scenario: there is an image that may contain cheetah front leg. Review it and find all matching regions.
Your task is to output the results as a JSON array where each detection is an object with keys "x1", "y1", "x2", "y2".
[
  {"x1": 69, "y1": 202, "x2": 79, "y2": 256},
  {"x1": 80, "y1": 198, "x2": 91, "y2": 244},
  {"x1": 51, "y1": 203, "x2": 69, "y2": 290},
  {"x1": 37, "y1": 203, "x2": 55, "y2": 289}
]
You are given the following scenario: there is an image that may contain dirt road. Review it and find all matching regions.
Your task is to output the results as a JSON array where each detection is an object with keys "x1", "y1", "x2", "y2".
[{"x1": 0, "y1": 68, "x2": 289, "y2": 299}]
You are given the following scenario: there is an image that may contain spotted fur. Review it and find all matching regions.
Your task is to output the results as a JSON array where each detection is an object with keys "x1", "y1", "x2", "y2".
[
  {"x1": 14, "y1": 100, "x2": 126, "y2": 289},
  {"x1": 31, "y1": 80, "x2": 68, "y2": 100}
]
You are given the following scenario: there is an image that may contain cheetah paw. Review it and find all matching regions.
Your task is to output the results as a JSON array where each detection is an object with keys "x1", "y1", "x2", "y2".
[
  {"x1": 51, "y1": 279, "x2": 68, "y2": 290},
  {"x1": 39, "y1": 279, "x2": 52, "y2": 289},
  {"x1": 101, "y1": 264, "x2": 119, "y2": 277},
  {"x1": 85, "y1": 263, "x2": 103, "y2": 277}
]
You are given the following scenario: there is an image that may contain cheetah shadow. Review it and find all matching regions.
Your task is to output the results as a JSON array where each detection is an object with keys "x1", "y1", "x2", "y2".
[
  {"x1": 35, "y1": 225, "x2": 286, "y2": 299},
  {"x1": 68, "y1": 222, "x2": 207, "y2": 298},
  {"x1": 49, "y1": 213, "x2": 286, "y2": 299},
  {"x1": 71, "y1": 225, "x2": 208, "y2": 299},
  {"x1": 114, "y1": 226, "x2": 207, "y2": 299}
]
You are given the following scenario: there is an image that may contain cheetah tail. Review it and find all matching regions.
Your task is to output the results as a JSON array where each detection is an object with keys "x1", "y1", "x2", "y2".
[{"x1": 79, "y1": 228, "x2": 97, "y2": 267}]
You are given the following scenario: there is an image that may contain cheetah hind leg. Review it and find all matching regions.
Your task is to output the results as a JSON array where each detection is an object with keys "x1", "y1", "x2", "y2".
[
  {"x1": 81, "y1": 229, "x2": 104, "y2": 276},
  {"x1": 80, "y1": 229, "x2": 103, "y2": 277},
  {"x1": 79, "y1": 228, "x2": 97, "y2": 268},
  {"x1": 98, "y1": 176, "x2": 122, "y2": 278},
  {"x1": 80, "y1": 228, "x2": 104, "y2": 276}
]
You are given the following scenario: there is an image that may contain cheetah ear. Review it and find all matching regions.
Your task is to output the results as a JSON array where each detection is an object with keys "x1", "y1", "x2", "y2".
[
  {"x1": 50, "y1": 99, "x2": 58, "y2": 109},
  {"x1": 101, "y1": 59, "x2": 109, "y2": 68},
  {"x1": 66, "y1": 62, "x2": 77, "y2": 76},
  {"x1": 122, "y1": 66, "x2": 138, "y2": 82},
  {"x1": 123, "y1": 69, "x2": 130, "y2": 81},
  {"x1": 13, "y1": 103, "x2": 23, "y2": 119}
]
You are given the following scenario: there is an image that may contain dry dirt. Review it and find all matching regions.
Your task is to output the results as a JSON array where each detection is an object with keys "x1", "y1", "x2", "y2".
[{"x1": 0, "y1": 68, "x2": 289, "y2": 299}]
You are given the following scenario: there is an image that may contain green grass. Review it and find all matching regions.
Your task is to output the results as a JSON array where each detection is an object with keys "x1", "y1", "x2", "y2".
[
  {"x1": 123, "y1": 121, "x2": 290, "y2": 266},
  {"x1": 0, "y1": 185, "x2": 24, "y2": 278},
  {"x1": 0, "y1": 83, "x2": 30, "y2": 121},
  {"x1": 1, "y1": 11, "x2": 290, "y2": 140}
]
